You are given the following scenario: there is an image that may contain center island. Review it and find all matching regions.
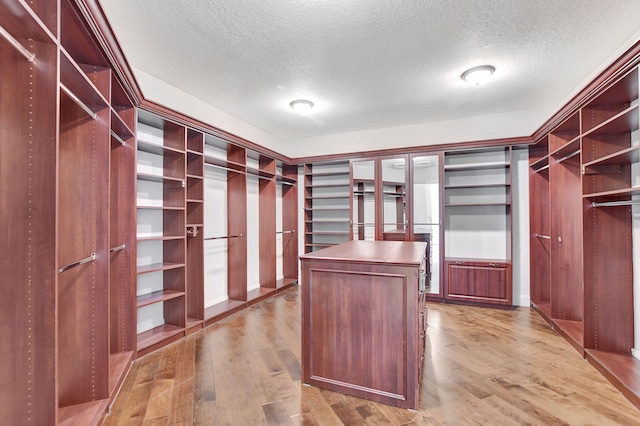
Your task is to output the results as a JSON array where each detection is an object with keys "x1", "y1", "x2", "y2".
[{"x1": 300, "y1": 240, "x2": 428, "y2": 410}]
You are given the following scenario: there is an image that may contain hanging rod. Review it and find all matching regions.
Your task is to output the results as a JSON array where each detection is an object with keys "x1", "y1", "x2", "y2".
[
  {"x1": 555, "y1": 149, "x2": 580, "y2": 164},
  {"x1": 60, "y1": 83, "x2": 97, "y2": 120},
  {"x1": 110, "y1": 130, "x2": 126, "y2": 146},
  {"x1": 58, "y1": 252, "x2": 96, "y2": 273},
  {"x1": 533, "y1": 233, "x2": 551, "y2": 239},
  {"x1": 276, "y1": 230, "x2": 295, "y2": 235},
  {"x1": 592, "y1": 199, "x2": 640, "y2": 208},
  {"x1": 110, "y1": 244, "x2": 125, "y2": 253},
  {"x1": 205, "y1": 233, "x2": 243, "y2": 240},
  {"x1": 0, "y1": 25, "x2": 35, "y2": 63}
]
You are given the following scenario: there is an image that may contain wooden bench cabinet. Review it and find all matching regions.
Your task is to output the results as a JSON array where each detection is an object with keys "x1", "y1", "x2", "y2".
[
  {"x1": 300, "y1": 240, "x2": 428, "y2": 410},
  {"x1": 444, "y1": 258, "x2": 512, "y2": 306}
]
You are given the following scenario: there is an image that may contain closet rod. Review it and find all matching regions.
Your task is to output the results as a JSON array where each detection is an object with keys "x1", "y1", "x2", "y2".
[
  {"x1": 0, "y1": 25, "x2": 35, "y2": 62},
  {"x1": 60, "y1": 83, "x2": 97, "y2": 120},
  {"x1": 533, "y1": 233, "x2": 551, "y2": 239},
  {"x1": 592, "y1": 199, "x2": 640, "y2": 208},
  {"x1": 555, "y1": 149, "x2": 580, "y2": 164},
  {"x1": 110, "y1": 244, "x2": 125, "y2": 253},
  {"x1": 58, "y1": 252, "x2": 96, "y2": 273},
  {"x1": 205, "y1": 233, "x2": 243, "y2": 240},
  {"x1": 276, "y1": 230, "x2": 295, "y2": 235},
  {"x1": 110, "y1": 130, "x2": 126, "y2": 146}
]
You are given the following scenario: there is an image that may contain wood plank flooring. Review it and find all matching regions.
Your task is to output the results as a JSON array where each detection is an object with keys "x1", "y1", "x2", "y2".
[{"x1": 104, "y1": 287, "x2": 640, "y2": 425}]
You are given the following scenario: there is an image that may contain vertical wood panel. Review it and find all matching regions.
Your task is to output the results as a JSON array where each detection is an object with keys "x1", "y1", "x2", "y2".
[{"x1": 0, "y1": 39, "x2": 58, "y2": 425}]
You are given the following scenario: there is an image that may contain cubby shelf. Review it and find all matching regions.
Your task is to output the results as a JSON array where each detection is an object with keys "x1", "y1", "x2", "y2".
[
  {"x1": 137, "y1": 262, "x2": 185, "y2": 274},
  {"x1": 136, "y1": 290, "x2": 185, "y2": 308},
  {"x1": 137, "y1": 324, "x2": 184, "y2": 352}
]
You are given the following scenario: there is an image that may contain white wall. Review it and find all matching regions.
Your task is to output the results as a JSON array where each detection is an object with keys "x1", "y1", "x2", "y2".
[{"x1": 134, "y1": 67, "x2": 551, "y2": 159}]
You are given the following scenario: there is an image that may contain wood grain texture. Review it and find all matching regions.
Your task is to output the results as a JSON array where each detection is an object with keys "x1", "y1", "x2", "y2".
[{"x1": 104, "y1": 287, "x2": 640, "y2": 425}]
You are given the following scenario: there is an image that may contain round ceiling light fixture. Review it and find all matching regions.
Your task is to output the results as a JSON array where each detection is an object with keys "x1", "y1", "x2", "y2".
[
  {"x1": 461, "y1": 65, "x2": 495, "y2": 85},
  {"x1": 290, "y1": 99, "x2": 314, "y2": 114}
]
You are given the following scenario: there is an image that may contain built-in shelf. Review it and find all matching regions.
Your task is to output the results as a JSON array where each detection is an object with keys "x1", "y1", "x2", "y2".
[
  {"x1": 137, "y1": 262, "x2": 185, "y2": 275},
  {"x1": 136, "y1": 290, "x2": 185, "y2": 308}
]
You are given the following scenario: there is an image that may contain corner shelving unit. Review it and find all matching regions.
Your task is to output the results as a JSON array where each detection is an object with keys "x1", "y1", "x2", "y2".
[
  {"x1": 443, "y1": 146, "x2": 513, "y2": 307},
  {"x1": 304, "y1": 160, "x2": 352, "y2": 252},
  {"x1": 581, "y1": 67, "x2": 639, "y2": 407},
  {"x1": 136, "y1": 111, "x2": 187, "y2": 356}
]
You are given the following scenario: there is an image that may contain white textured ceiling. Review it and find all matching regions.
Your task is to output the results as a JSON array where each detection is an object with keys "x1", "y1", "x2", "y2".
[{"x1": 99, "y1": 0, "x2": 640, "y2": 153}]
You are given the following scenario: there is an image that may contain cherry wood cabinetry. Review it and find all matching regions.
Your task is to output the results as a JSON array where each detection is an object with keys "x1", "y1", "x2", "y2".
[
  {"x1": 444, "y1": 259, "x2": 512, "y2": 306},
  {"x1": 300, "y1": 241, "x2": 427, "y2": 410},
  {"x1": 530, "y1": 65, "x2": 640, "y2": 407},
  {"x1": 186, "y1": 129, "x2": 205, "y2": 334},
  {"x1": 136, "y1": 111, "x2": 187, "y2": 356},
  {"x1": 0, "y1": 2, "x2": 58, "y2": 423},
  {"x1": 1, "y1": 0, "x2": 137, "y2": 423},
  {"x1": 443, "y1": 147, "x2": 513, "y2": 307}
]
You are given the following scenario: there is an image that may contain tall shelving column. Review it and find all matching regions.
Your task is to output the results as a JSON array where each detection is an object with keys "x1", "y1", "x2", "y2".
[
  {"x1": 136, "y1": 111, "x2": 187, "y2": 356},
  {"x1": 57, "y1": 0, "x2": 113, "y2": 420},
  {"x1": 186, "y1": 129, "x2": 205, "y2": 334},
  {"x1": 304, "y1": 160, "x2": 352, "y2": 252},
  {"x1": 528, "y1": 137, "x2": 551, "y2": 322},
  {"x1": 203, "y1": 136, "x2": 247, "y2": 323},
  {"x1": 108, "y1": 75, "x2": 137, "y2": 401},
  {"x1": 443, "y1": 146, "x2": 513, "y2": 307},
  {"x1": 247, "y1": 151, "x2": 277, "y2": 305},
  {"x1": 0, "y1": 1, "x2": 58, "y2": 423},
  {"x1": 580, "y1": 66, "x2": 640, "y2": 406},
  {"x1": 548, "y1": 112, "x2": 584, "y2": 353},
  {"x1": 277, "y1": 163, "x2": 299, "y2": 290}
]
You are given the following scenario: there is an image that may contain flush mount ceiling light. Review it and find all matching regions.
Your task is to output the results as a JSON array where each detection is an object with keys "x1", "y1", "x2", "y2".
[
  {"x1": 290, "y1": 99, "x2": 314, "y2": 114},
  {"x1": 461, "y1": 65, "x2": 495, "y2": 85}
]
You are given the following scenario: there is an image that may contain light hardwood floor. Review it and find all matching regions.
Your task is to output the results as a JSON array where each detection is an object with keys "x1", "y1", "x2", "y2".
[{"x1": 104, "y1": 287, "x2": 640, "y2": 425}]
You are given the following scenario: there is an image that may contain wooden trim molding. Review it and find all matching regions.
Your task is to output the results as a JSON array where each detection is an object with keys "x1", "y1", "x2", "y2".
[
  {"x1": 531, "y1": 38, "x2": 640, "y2": 143},
  {"x1": 75, "y1": 0, "x2": 143, "y2": 105},
  {"x1": 139, "y1": 100, "x2": 292, "y2": 163},
  {"x1": 293, "y1": 136, "x2": 532, "y2": 164}
]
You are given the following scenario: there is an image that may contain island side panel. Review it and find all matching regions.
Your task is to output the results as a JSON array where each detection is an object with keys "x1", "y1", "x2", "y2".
[{"x1": 301, "y1": 258, "x2": 421, "y2": 409}]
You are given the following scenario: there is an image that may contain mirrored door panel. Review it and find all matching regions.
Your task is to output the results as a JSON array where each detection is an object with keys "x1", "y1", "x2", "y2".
[
  {"x1": 381, "y1": 158, "x2": 407, "y2": 240},
  {"x1": 412, "y1": 155, "x2": 441, "y2": 295},
  {"x1": 352, "y1": 160, "x2": 375, "y2": 240}
]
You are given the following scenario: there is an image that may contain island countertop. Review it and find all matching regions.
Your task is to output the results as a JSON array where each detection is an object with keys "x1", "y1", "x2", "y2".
[{"x1": 299, "y1": 240, "x2": 426, "y2": 266}]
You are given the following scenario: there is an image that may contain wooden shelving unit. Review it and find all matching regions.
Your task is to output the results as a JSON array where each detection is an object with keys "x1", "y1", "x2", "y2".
[
  {"x1": 276, "y1": 163, "x2": 299, "y2": 291},
  {"x1": 136, "y1": 110, "x2": 187, "y2": 356},
  {"x1": 443, "y1": 147, "x2": 513, "y2": 307},
  {"x1": 186, "y1": 129, "x2": 205, "y2": 335},
  {"x1": 0, "y1": 1, "x2": 58, "y2": 423},
  {"x1": 529, "y1": 138, "x2": 552, "y2": 323},
  {"x1": 304, "y1": 161, "x2": 352, "y2": 252},
  {"x1": 529, "y1": 65, "x2": 640, "y2": 407}
]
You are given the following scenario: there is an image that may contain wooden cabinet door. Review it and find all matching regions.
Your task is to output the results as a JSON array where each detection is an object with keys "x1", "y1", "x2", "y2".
[{"x1": 445, "y1": 260, "x2": 512, "y2": 306}]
